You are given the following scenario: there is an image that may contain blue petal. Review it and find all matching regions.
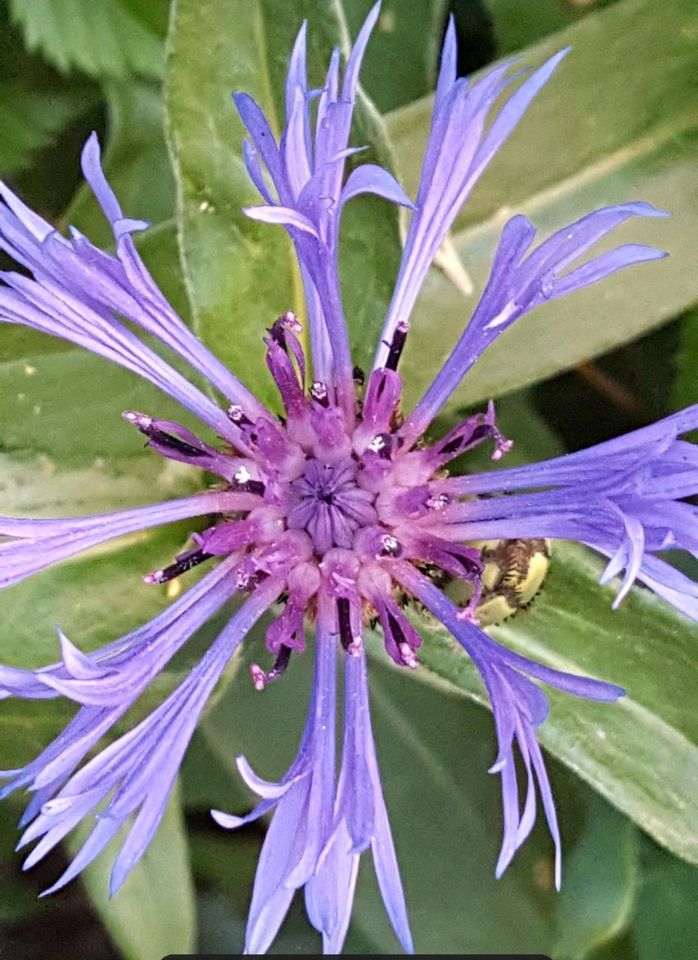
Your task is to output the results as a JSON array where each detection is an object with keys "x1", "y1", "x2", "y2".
[{"x1": 340, "y1": 164, "x2": 414, "y2": 209}]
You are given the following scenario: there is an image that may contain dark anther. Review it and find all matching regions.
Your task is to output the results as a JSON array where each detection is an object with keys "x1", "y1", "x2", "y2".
[
  {"x1": 238, "y1": 479, "x2": 265, "y2": 495},
  {"x1": 353, "y1": 366, "x2": 365, "y2": 386},
  {"x1": 267, "y1": 311, "x2": 302, "y2": 352},
  {"x1": 151, "y1": 431, "x2": 207, "y2": 459},
  {"x1": 441, "y1": 435, "x2": 466, "y2": 456},
  {"x1": 124, "y1": 413, "x2": 208, "y2": 459},
  {"x1": 144, "y1": 548, "x2": 213, "y2": 584},
  {"x1": 250, "y1": 645, "x2": 293, "y2": 690},
  {"x1": 267, "y1": 320, "x2": 288, "y2": 350},
  {"x1": 227, "y1": 405, "x2": 253, "y2": 427},
  {"x1": 439, "y1": 422, "x2": 494, "y2": 458},
  {"x1": 384, "y1": 320, "x2": 409, "y2": 372},
  {"x1": 447, "y1": 550, "x2": 482, "y2": 576},
  {"x1": 387, "y1": 612, "x2": 407, "y2": 646},
  {"x1": 469, "y1": 424, "x2": 492, "y2": 445},
  {"x1": 337, "y1": 597, "x2": 356, "y2": 653}
]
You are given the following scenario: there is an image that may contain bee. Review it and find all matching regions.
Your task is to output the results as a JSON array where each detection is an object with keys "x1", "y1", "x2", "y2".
[
  {"x1": 453, "y1": 538, "x2": 550, "y2": 625},
  {"x1": 406, "y1": 539, "x2": 551, "y2": 629}
]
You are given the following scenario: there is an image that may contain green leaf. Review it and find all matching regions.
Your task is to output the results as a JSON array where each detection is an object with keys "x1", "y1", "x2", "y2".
[
  {"x1": 0, "y1": 81, "x2": 97, "y2": 177},
  {"x1": 555, "y1": 795, "x2": 640, "y2": 959},
  {"x1": 9, "y1": 0, "x2": 163, "y2": 79},
  {"x1": 631, "y1": 841, "x2": 698, "y2": 960},
  {"x1": 343, "y1": 0, "x2": 449, "y2": 112},
  {"x1": 673, "y1": 307, "x2": 698, "y2": 414},
  {"x1": 69, "y1": 780, "x2": 196, "y2": 960},
  {"x1": 485, "y1": 0, "x2": 617, "y2": 56},
  {"x1": 0, "y1": 801, "x2": 42, "y2": 925},
  {"x1": 0, "y1": 345, "x2": 201, "y2": 466},
  {"x1": 201, "y1": 641, "x2": 556, "y2": 954},
  {"x1": 166, "y1": 0, "x2": 402, "y2": 404},
  {"x1": 387, "y1": 0, "x2": 698, "y2": 408},
  {"x1": 411, "y1": 539, "x2": 698, "y2": 865},
  {"x1": 65, "y1": 82, "x2": 175, "y2": 245},
  {"x1": 118, "y1": 0, "x2": 170, "y2": 38}
]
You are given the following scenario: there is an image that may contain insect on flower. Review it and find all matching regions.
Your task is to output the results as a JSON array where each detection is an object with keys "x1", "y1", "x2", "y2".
[{"x1": 0, "y1": 2, "x2": 696, "y2": 954}]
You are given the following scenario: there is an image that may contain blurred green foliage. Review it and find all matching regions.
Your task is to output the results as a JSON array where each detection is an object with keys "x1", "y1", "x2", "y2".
[{"x1": 0, "y1": 0, "x2": 696, "y2": 957}]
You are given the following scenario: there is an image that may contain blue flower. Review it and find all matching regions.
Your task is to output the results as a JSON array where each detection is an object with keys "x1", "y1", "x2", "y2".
[{"x1": 0, "y1": 3, "x2": 695, "y2": 953}]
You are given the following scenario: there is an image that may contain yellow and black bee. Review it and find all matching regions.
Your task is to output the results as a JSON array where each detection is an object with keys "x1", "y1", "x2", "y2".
[
  {"x1": 407, "y1": 538, "x2": 551, "y2": 629},
  {"x1": 448, "y1": 538, "x2": 551, "y2": 625}
]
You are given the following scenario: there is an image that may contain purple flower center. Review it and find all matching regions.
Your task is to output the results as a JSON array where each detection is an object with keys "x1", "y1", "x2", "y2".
[{"x1": 286, "y1": 458, "x2": 378, "y2": 554}]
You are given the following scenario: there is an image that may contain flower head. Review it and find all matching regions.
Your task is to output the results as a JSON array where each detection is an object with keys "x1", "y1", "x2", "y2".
[{"x1": 0, "y1": 3, "x2": 696, "y2": 954}]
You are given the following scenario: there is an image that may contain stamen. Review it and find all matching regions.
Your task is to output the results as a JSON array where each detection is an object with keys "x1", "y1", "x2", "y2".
[
  {"x1": 144, "y1": 548, "x2": 213, "y2": 584},
  {"x1": 310, "y1": 380, "x2": 329, "y2": 407},
  {"x1": 227, "y1": 404, "x2": 252, "y2": 427},
  {"x1": 379, "y1": 533, "x2": 402, "y2": 558},
  {"x1": 250, "y1": 645, "x2": 293, "y2": 690},
  {"x1": 384, "y1": 319, "x2": 410, "y2": 371},
  {"x1": 267, "y1": 312, "x2": 302, "y2": 345},
  {"x1": 427, "y1": 493, "x2": 451, "y2": 511},
  {"x1": 398, "y1": 642, "x2": 419, "y2": 669},
  {"x1": 232, "y1": 465, "x2": 265, "y2": 496},
  {"x1": 280, "y1": 310, "x2": 303, "y2": 334},
  {"x1": 122, "y1": 411, "x2": 208, "y2": 459},
  {"x1": 236, "y1": 567, "x2": 267, "y2": 592},
  {"x1": 337, "y1": 598, "x2": 362, "y2": 655},
  {"x1": 367, "y1": 432, "x2": 393, "y2": 459},
  {"x1": 386, "y1": 612, "x2": 418, "y2": 669}
]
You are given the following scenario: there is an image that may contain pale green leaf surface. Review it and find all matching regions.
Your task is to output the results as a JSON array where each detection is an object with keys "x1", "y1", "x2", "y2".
[
  {"x1": 632, "y1": 843, "x2": 698, "y2": 960},
  {"x1": 0, "y1": 346, "x2": 199, "y2": 467},
  {"x1": 117, "y1": 0, "x2": 170, "y2": 38},
  {"x1": 673, "y1": 307, "x2": 698, "y2": 414},
  {"x1": 555, "y1": 795, "x2": 640, "y2": 959},
  {"x1": 69, "y1": 781, "x2": 196, "y2": 960},
  {"x1": 387, "y1": 0, "x2": 698, "y2": 408},
  {"x1": 9, "y1": 0, "x2": 163, "y2": 79}
]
